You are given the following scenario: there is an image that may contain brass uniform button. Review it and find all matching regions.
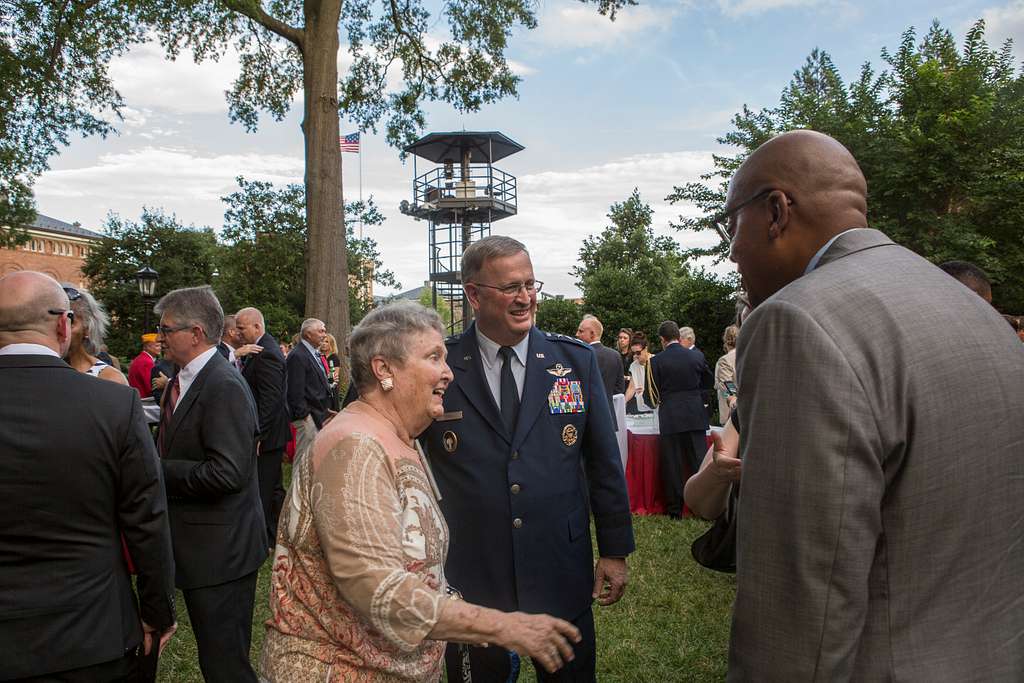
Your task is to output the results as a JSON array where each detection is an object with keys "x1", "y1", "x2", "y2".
[
  {"x1": 512, "y1": 518, "x2": 523, "y2": 529},
  {"x1": 510, "y1": 484, "x2": 521, "y2": 494}
]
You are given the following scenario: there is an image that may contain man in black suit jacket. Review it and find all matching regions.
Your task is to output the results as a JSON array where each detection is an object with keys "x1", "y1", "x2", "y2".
[
  {"x1": 236, "y1": 307, "x2": 291, "y2": 547},
  {"x1": 285, "y1": 317, "x2": 334, "y2": 463},
  {"x1": 576, "y1": 314, "x2": 626, "y2": 429},
  {"x1": 155, "y1": 286, "x2": 265, "y2": 682},
  {"x1": 645, "y1": 320, "x2": 713, "y2": 518},
  {"x1": 0, "y1": 271, "x2": 176, "y2": 680}
]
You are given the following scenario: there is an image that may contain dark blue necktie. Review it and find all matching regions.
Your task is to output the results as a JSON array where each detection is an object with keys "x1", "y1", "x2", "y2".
[{"x1": 498, "y1": 346, "x2": 520, "y2": 434}]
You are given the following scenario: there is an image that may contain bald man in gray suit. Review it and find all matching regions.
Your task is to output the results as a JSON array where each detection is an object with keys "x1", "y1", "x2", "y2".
[{"x1": 724, "y1": 130, "x2": 1024, "y2": 681}]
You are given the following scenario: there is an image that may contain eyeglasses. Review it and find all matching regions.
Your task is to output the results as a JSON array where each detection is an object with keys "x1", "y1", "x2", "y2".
[
  {"x1": 62, "y1": 285, "x2": 82, "y2": 301},
  {"x1": 712, "y1": 188, "x2": 788, "y2": 244},
  {"x1": 47, "y1": 309, "x2": 75, "y2": 325},
  {"x1": 157, "y1": 324, "x2": 192, "y2": 336},
  {"x1": 471, "y1": 280, "x2": 544, "y2": 297}
]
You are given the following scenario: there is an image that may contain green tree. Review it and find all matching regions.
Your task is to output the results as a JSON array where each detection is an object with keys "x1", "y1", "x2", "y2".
[
  {"x1": 81, "y1": 209, "x2": 220, "y2": 357},
  {"x1": 216, "y1": 177, "x2": 397, "y2": 342},
  {"x1": 535, "y1": 297, "x2": 581, "y2": 337},
  {"x1": 664, "y1": 267, "x2": 737, "y2": 371},
  {"x1": 667, "y1": 19, "x2": 1024, "y2": 312},
  {"x1": 5, "y1": 0, "x2": 634, "y2": 329},
  {"x1": 572, "y1": 189, "x2": 684, "y2": 346},
  {"x1": 418, "y1": 288, "x2": 453, "y2": 328},
  {"x1": 0, "y1": 1, "x2": 152, "y2": 246}
]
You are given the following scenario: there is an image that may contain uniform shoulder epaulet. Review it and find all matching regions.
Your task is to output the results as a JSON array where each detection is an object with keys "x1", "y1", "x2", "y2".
[
  {"x1": 444, "y1": 332, "x2": 463, "y2": 346},
  {"x1": 543, "y1": 331, "x2": 591, "y2": 350}
]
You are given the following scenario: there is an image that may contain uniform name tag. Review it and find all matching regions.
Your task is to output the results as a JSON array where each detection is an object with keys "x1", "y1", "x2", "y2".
[{"x1": 548, "y1": 379, "x2": 586, "y2": 414}]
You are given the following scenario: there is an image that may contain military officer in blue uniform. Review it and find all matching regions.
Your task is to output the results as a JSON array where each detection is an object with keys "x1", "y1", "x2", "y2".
[{"x1": 421, "y1": 236, "x2": 635, "y2": 681}]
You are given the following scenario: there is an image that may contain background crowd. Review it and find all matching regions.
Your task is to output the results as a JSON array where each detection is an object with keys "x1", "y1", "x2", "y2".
[{"x1": 1, "y1": 132, "x2": 1023, "y2": 682}]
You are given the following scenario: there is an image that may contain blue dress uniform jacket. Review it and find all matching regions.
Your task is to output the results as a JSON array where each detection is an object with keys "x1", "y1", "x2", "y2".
[{"x1": 422, "y1": 324, "x2": 635, "y2": 622}]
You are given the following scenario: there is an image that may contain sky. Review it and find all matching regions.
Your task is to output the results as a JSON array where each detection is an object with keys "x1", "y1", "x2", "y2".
[{"x1": 34, "y1": 0, "x2": 1024, "y2": 298}]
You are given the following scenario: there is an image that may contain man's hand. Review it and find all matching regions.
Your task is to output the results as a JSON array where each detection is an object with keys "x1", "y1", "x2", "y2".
[
  {"x1": 142, "y1": 620, "x2": 177, "y2": 656},
  {"x1": 592, "y1": 557, "x2": 628, "y2": 606},
  {"x1": 151, "y1": 372, "x2": 168, "y2": 391},
  {"x1": 235, "y1": 343, "x2": 264, "y2": 358}
]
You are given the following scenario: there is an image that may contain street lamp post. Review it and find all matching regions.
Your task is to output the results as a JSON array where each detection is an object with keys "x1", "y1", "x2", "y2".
[{"x1": 135, "y1": 266, "x2": 159, "y2": 332}]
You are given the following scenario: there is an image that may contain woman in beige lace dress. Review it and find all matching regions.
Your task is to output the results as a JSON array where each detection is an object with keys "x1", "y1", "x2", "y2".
[{"x1": 261, "y1": 301, "x2": 580, "y2": 682}]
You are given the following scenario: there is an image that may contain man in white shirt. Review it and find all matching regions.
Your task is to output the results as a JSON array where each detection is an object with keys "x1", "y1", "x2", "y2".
[{"x1": 154, "y1": 285, "x2": 265, "y2": 682}]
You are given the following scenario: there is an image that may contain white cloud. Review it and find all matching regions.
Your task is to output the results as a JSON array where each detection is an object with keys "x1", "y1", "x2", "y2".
[
  {"x1": 508, "y1": 60, "x2": 537, "y2": 76},
  {"x1": 981, "y1": 1, "x2": 1024, "y2": 55},
  {"x1": 35, "y1": 147, "x2": 303, "y2": 229},
  {"x1": 716, "y1": 0, "x2": 821, "y2": 17},
  {"x1": 109, "y1": 42, "x2": 241, "y2": 115},
  {"x1": 532, "y1": 2, "x2": 679, "y2": 50}
]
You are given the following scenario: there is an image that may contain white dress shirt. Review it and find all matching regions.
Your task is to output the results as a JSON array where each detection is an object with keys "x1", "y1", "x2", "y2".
[
  {"x1": 0, "y1": 343, "x2": 60, "y2": 358},
  {"x1": 174, "y1": 346, "x2": 219, "y2": 412},
  {"x1": 476, "y1": 328, "x2": 528, "y2": 409}
]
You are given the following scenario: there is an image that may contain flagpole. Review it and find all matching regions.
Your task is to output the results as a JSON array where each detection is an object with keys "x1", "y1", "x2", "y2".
[{"x1": 358, "y1": 140, "x2": 363, "y2": 240}]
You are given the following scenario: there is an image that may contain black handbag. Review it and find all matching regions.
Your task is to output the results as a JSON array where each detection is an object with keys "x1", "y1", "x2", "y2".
[{"x1": 690, "y1": 483, "x2": 739, "y2": 573}]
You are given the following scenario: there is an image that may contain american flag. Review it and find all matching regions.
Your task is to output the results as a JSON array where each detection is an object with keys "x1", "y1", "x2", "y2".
[{"x1": 339, "y1": 132, "x2": 360, "y2": 153}]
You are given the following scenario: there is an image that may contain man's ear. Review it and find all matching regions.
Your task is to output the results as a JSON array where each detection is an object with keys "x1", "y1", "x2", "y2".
[
  {"x1": 464, "y1": 283, "x2": 481, "y2": 311},
  {"x1": 767, "y1": 190, "x2": 792, "y2": 239}
]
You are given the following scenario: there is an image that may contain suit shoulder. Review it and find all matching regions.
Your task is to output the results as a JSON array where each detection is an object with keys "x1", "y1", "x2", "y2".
[
  {"x1": 444, "y1": 331, "x2": 466, "y2": 348},
  {"x1": 542, "y1": 331, "x2": 591, "y2": 351}
]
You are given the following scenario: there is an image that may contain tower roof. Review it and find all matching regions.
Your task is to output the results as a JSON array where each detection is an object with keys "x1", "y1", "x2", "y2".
[{"x1": 404, "y1": 131, "x2": 524, "y2": 164}]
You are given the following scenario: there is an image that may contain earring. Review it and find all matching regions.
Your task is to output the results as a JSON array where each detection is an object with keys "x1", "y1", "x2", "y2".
[{"x1": 380, "y1": 377, "x2": 394, "y2": 392}]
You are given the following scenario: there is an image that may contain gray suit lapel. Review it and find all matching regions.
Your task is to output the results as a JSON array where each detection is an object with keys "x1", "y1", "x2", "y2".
[{"x1": 814, "y1": 229, "x2": 894, "y2": 271}]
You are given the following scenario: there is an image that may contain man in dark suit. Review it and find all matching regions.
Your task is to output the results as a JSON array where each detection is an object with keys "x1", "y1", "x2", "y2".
[
  {"x1": 576, "y1": 314, "x2": 625, "y2": 429},
  {"x1": 285, "y1": 317, "x2": 334, "y2": 463},
  {"x1": 154, "y1": 285, "x2": 265, "y2": 682},
  {"x1": 236, "y1": 306, "x2": 291, "y2": 547},
  {"x1": 645, "y1": 320, "x2": 712, "y2": 518},
  {"x1": 422, "y1": 236, "x2": 635, "y2": 682},
  {"x1": 0, "y1": 271, "x2": 176, "y2": 681}
]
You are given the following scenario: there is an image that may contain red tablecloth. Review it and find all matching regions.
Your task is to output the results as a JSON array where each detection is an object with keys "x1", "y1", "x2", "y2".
[{"x1": 625, "y1": 432, "x2": 711, "y2": 516}]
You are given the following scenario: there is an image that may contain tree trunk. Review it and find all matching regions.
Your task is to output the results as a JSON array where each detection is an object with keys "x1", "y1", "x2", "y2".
[{"x1": 302, "y1": 0, "x2": 350, "y2": 349}]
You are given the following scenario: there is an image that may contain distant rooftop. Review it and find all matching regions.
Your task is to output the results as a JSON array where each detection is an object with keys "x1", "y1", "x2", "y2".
[{"x1": 29, "y1": 213, "x2": 104, "y2": 240}]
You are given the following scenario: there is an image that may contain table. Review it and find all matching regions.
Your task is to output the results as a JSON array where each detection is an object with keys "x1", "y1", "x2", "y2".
[{"x1": 624, "y1": 421, "x2": 718, "y2": 517}]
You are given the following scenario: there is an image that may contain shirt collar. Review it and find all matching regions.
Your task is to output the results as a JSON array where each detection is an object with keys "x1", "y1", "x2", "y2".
[
  {"x1": 804, "y1": 228, "x2": 866, "y2": 275},
  {"x1": 301, "y1": 338, "x2": 321, "y2": 358},
  {"x1": 475, "y1": 328, "x2": 529, "y2": 369},
  {"x1": 177, "y1": 346, "x2": 218, "y2": 386},
  {"x1": 0, "y1": 343, "x2": 61, "y2": 358}
]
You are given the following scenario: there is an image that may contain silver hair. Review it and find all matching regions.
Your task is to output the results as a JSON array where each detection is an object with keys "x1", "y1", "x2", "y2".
[
  {"x1": 66, "y1": 286, "x2": 109, "y2": 355},
  {"x1": 300, "y1": 318, "x2": 323, "y2": 336},
  {"x1": 349, "y1": 301, "x2": 444, "y2": 393},
  {"x1": 680, "y1": 326, "x2": 696, "y2": 342},
  {"x1": 153, "y1": 285, "x2": 224, "y2": 345},
  {"x1": 461, "y1": 235, "x2": 528, "y2": 284},
  {"x1": 236, "y1": 307, "x2": 265, "y2": 328},
  {"x1": 581, "y1": 314, "x2": 603, "y2": 337}
]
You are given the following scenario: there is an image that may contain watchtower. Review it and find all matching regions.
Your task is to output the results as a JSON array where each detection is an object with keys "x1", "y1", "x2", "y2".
[{"x1": 399, "y1": 131, "x2": 524, "y2": 332}]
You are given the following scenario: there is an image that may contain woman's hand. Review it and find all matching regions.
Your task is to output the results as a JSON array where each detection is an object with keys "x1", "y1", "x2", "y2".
[
  {"x1": 709, "y1": 430, "x2": 742, "y2": 483},
  {"x1": 494, "y1": 611, "x2": 581, "y2": 673}
]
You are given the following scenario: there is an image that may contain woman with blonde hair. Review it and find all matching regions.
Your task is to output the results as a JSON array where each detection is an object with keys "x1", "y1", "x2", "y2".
[{"x1": 714, "y1": 325, "x2": 739, "y2": 426}]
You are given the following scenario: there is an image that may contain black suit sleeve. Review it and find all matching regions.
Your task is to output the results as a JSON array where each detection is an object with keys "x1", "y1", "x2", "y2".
[
  {"x1": 118, "y1": 393, "x2": 176, "y2": 630},
  {"x1": 286, "y1": 353, "x2": 307, "y2": 422},
  {"x1": 253, "y1": 353, "x2": 287, "y2": 442},
  {"x1": 162, "y1": 374, "x2": 258, "y2": 499},
  {"x1": 613, "y1": 356, "x2": 626, "y2": 395}
]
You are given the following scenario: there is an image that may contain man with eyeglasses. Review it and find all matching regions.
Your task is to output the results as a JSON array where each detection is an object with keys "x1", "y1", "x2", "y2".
[
  {"x1": 722, "y1": 130, "x2": 1024, "y2": 681},
  {"x1": 153, "y1": 285, "x2": 265, "y2": 682},
  {"x1": 421, "y1": 235, "x2": 634, "y2": 682},
  {"x1": 0, "y1": 271, "x2": 177, "y2": 680}
]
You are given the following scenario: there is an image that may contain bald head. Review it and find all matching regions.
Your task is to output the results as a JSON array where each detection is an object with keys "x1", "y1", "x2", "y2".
[
  {"x1": 235, "y1": 307, "x2": 266, "y2": 345},
  {"x1": 0, "y1": 271, "x2": 72, "y2": 353},
  {"x1": 727, "y1": 130, "x2": 869, "y2": 307}
]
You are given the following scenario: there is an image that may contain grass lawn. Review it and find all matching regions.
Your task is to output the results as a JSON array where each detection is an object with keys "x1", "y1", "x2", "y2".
[{"x1": 157, "y1": 468, "x2": 735, "y2": 681}]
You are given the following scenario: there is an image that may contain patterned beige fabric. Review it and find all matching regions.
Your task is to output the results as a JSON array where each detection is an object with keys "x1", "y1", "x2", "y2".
[{"x1": 261, "y1": 401, "x2": 449, "y2": 683}]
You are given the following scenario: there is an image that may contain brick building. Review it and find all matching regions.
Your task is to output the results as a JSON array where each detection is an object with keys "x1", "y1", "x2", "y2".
[{"x1": 0, "y1": 214, "x2": 104, "y2": 286}]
